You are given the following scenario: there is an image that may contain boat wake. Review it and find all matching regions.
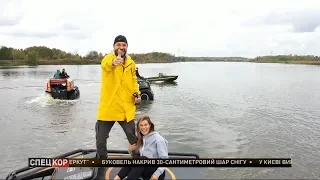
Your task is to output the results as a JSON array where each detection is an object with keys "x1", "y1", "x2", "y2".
[
  {"x1": 26, "y1": 93, "x2": 78, "y2": 107},
  {"x1": 26, "y1": 93, "x2": 55, "y2": 107}
]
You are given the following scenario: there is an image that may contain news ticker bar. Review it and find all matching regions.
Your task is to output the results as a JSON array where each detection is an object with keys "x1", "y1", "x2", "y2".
[{"x1": 28, "y1": 158, "x2": 292, "y2": 168}]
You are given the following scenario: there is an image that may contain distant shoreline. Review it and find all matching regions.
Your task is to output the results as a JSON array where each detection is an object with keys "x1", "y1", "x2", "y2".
[
  {"x1": 1, "y1": 45, "x2": 320, "y2": 66},
  {"x1": 248, "y1": 60, "x2": 320, "y2": 65},
  {"x1": 1, "y1": 58, "x2": 320, "y2": 66}
]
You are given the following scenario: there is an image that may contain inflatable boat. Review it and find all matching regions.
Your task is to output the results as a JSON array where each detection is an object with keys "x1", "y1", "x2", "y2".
[
  {"x1": 5, "y1": 149, "x2": 202, "y2": 180},
  {"x1": 45, "y1": 78, "x2": 80, "y2": 100}
]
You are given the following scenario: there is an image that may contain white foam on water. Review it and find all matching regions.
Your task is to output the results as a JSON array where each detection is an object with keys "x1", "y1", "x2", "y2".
[
  {"x1": 26, "y1": 93, "x2": 56, "y2": 107},
  {"x1": 54, "y1": 99, "x2": 78, "y2": 106},
  {"x1": 26, "y1": 93, "x2": 80, "y2": 107}
]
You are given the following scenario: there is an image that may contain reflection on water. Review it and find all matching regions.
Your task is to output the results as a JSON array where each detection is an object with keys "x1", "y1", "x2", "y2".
[
  {"x1": 0, "y1": 69, "x2": 54, "y2": 81},
  {"x1": 150, "y1": 81, "x2": 178, "y2": 87},
  {"x1": 136, "y1": 101, "x2": 155, "y2": 118},
  {"x1": 0, "y1": 66, "x2": 35, "y2": 69},
  {"x1": 43, "y1": 101, "x2": 78, "y2": 134},
  {"x1": 1, "y1": 71, "x2": 21, "y2": 76},
  {"x1": 0, "y1": 63, "x2": 320, "y2": 179}
]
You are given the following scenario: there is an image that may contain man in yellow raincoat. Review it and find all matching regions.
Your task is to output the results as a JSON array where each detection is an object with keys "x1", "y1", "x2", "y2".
[{"x1": 96, "y1": 35, "x2": 141, "y2": 158}]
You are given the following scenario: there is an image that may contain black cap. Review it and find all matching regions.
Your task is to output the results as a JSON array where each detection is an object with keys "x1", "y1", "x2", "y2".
[{"x1": 113, "y1": 35, "x2": 128, "y2": 45}]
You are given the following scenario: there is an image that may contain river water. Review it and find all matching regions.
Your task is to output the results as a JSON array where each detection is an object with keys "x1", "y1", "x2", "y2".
[{"x1": 0, "y1": 62, "x2": 320, "y2": 179}]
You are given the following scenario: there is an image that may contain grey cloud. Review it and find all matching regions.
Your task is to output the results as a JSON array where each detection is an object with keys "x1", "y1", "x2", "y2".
[
  {"x1": 62, "y1": 31, "x2": 91, "y2": 39},
  {"x1": 2, "y1": 30, "x2": 91, "y2": 39},
  {"x1": 0, "y1": 16, "x2": 23, "y2": 26},
  {"x1": 2, "y1": 31, "x2": 58, "y2": 38},
  {"x1": 59, "y1": 21, "x2": 97, "y2": 39},
  {"x1": 265, "y1": 10, "x2": 320, "y2": 32},
  {"x1": 0, "y1": 0, "x2": 23, "y2": 26},
  {"x1": 244, "y1": 9, "x2": 320, "y2": 33},
  {"x1": 62, "y1": 23, "x2": 79, "y2": 31},
  {"x1": 0, "y1": 28, "x2": 91, "y2": 39},
  {"x1": 230, "y1": 9, "x2": 241, "y2": 16}
]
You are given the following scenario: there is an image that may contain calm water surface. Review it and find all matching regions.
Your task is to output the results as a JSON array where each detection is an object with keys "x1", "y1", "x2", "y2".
[{"x1": 0, "y1": 62, "x2": 320, "y2": 179}]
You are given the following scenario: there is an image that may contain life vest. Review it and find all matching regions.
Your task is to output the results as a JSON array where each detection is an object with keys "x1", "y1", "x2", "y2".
[
  {"x1": 66, "y1": 80, "x2": 72, "y2": 91},
  {"x1": 46, "y1": 82, "x2": 51, "y2": 92}
]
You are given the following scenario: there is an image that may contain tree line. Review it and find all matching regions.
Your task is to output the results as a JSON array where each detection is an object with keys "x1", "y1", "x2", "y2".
[
  {"x1": 0, "y1": 45, "x2": 89, "y2": 61},
  {"x1": 250, "y1": 55, "x2": 319, "y2": 62},
  {"x1": 0, "y1": 45, "x2": 250, "y2": 65},
  {"x1": 2, "y1": 45, "x2": 318, "y2": 66}
]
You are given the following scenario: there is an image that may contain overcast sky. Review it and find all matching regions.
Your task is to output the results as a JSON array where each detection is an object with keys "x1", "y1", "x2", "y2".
[{"x1": 1, "y1": 0, "x2": 320, "y2": 58}]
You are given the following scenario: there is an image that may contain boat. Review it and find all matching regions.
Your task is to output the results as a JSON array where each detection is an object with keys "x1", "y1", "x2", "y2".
[
  {"x1": 45, "y1": 78, "x2": 80, "y2": 100},
  {"x1": 144, "y1": 73, "x2": 178, "y2": 82},
  {"x1": 5, "y1": 149, "x2": 202, "y2": 180}
]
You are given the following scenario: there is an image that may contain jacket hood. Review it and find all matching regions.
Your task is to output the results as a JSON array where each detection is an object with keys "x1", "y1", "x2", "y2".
[
  {"x1": 142, "y1": 131, "x2": 165, "y2": 142},
  {"x1": 140, "y1": 131, "x2": 168, "y2": 155},
  {"x1": 144, "y1": 131, "x2": 158, "y2": 137}
]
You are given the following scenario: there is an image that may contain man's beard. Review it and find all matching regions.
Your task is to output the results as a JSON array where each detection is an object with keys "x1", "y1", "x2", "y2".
[{"x1": 115, "y1": 49, "x2": 127, "y2": 58}]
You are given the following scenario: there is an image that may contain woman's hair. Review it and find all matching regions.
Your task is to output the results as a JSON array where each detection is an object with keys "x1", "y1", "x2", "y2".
[{"x1": 136, "y1": 115, "x2": 155, "y2": 150}]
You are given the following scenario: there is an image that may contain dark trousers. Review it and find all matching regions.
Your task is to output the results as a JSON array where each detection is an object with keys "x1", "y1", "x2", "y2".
[
  {"x1": 95, "y1": 120, "x2": 137, "y2": 158},
  {"x1": 117, "y1": 166, "x2": 165, "y2": 180},
  {"x1": 117, "y1": 156, "x2": 166, "y2": 180}
]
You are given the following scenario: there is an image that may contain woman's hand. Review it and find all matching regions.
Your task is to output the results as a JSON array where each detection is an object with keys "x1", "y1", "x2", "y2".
[
  {"x1": 128, "y1": 143, "x2": 137, "y2": 152},
  {"x1": 114, "y1": 175, "x2": 120, "y2": 180},
  {"x1": 151, "y1": 174, "x2": 158, "y2": 180}
]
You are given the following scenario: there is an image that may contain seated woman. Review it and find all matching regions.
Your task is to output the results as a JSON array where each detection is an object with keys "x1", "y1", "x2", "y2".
[{"x1": 114, "y1": 115, "x2": 168, "y2": 180}]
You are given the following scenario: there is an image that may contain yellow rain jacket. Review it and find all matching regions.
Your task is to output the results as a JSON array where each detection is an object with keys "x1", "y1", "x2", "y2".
[{"x1": 97, "y1": 51, "x2": 140, "y2": 122}]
